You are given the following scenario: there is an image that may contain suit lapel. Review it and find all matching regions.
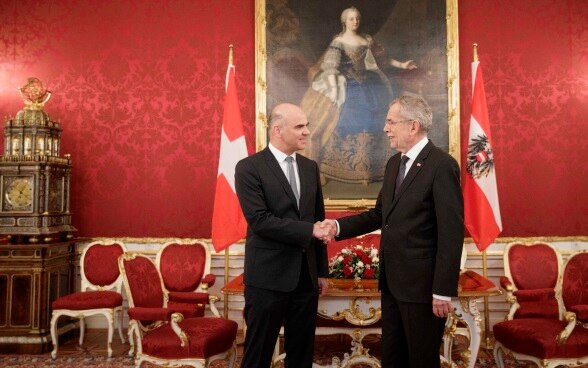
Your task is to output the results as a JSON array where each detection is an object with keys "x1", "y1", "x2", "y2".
[
  {"x1": 262, "y1": 148, "x2": 300, "y2": 214},
  {"x1": 385, "y1": 141, "x2": 434, "y2": 222},
  {"x1": 383, "y1": 154, "x2": 401, "y2": 222},
  {"x1": 296, "y1": 156, "x2": 311, "y2": 215}
]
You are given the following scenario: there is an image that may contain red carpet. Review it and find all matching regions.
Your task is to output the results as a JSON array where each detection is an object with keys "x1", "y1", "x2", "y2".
[{"x1": 0, "y1": 335, "x2": 536, "y2": 368}]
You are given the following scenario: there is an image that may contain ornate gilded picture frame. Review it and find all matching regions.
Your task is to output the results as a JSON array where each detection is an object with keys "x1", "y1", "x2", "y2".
[{"x1": 256, "y1": 0, "x2": 459, "y2": 210}]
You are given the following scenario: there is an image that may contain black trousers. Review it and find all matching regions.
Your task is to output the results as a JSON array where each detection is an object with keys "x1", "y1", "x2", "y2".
[
  {"x1": 241, "y1": 261, "x2": 318, "y2": 368},
  {"x1": 380, "y1": 286, "x2": 447, "y2": 368}
]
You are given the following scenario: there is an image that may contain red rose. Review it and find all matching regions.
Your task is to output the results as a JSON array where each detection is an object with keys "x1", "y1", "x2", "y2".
[
  {"x1": 343, "y1": 256, "x2": 352, "y2": 265},
  {"x1": 364, "y1": 268, "x2": 375, "y2": 278},
  {"x1": 361, "y1": 255, "x2": 371, "y2": 264},
  {"x1": 343, "y1": 266, "x2": 353, "y2": 277}
]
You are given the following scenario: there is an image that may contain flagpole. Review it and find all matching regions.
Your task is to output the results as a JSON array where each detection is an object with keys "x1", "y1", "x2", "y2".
[
  {"x1": 223, "y1": 44, "x2": 234, "y2": 319},
  {"x1": 473, "y1": 41, "x2": 493, "y2": 349}
]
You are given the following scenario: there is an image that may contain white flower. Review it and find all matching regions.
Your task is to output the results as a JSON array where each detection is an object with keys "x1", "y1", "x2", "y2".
[
  {"x1": 337, "y1": 255, "x2": 344, "y2": 262},
  {"x1": 370, "y1": 248, "x2": 378, "y2": 257},
  {"x1": 373, "y1": 256, "x2": 379, "y2": 263},
  {"x1": 357, "y1": 261, "x2": 364, "y2": 268}
]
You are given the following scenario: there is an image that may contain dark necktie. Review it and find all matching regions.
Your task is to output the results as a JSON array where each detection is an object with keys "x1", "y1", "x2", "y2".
[
  {"x1": 395, "y1": 155, "x2": 410, "y2": 197},
  {"x1": 285, "y1": 156, "x2": 300, "y2": 205}
]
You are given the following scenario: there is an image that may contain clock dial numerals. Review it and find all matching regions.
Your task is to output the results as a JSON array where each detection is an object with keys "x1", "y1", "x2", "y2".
[{"x1": 4, "y1": 178, "x2": 33, "y2": 211}]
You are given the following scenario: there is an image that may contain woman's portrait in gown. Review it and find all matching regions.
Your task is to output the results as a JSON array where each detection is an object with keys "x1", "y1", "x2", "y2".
[
  {"x1": 262, "y1": 0, "x2": 451, "y2": 202},
  {"x1": 300, "y1": 6, "x2": 416, "y2": 187}
]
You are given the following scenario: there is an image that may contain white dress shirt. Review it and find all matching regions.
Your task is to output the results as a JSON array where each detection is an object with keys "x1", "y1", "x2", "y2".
[{"x1": 268, "y1": 143, "x2": 300, "y2": 195}]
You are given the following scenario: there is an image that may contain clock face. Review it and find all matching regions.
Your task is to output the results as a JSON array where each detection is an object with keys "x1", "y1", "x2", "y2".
[{"x1": 4, "y1": 177, "x2": 34, "y2": 211}]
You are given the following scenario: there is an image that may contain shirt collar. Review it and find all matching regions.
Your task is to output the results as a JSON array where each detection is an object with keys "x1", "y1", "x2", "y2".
[
  {"x1": 268, "y1": 143, "x2": 296, "y2": 162},
  {"x1": 404, "y1": 136, "x2": 428, "y2": 161}
]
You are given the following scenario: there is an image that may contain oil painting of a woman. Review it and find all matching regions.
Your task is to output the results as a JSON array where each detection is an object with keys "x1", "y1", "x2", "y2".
[
  {"x1": 262, "y1": 0, "x2": 451, "y2": 202},
  {"x1": 301, "y1": 6, "x2": 416, "y2": 187}
]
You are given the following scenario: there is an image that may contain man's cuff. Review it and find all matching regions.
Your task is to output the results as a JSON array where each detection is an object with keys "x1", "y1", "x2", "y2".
[
  {"x1": 433, "y1": 294, "x2": 451, "y2": 302},
  {"x1": 334, "y1": 220, "x2": 341, "y2": 236}
]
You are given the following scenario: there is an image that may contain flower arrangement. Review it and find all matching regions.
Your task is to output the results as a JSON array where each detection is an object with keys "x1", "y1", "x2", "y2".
[{"x1": 328, "y1": 244, "x2": 380, "y2": 280}]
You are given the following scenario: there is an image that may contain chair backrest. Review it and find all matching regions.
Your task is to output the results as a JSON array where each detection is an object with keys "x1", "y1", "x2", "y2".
[
  {"x1": 504, "y1": 242, "x2": 563, "y2": 291},
  {"x1": 562, "y1": 251, "x2": 588, "y2": 311},
  {"x1": 119, "y1": 253, "x2": 165, "y2": 309},
  {"x1": 155, "y1": 240, "x2": 211, "y2": 293},
  {"x1": 81, "y1": 240, "x2": 126, "y2": 292}
]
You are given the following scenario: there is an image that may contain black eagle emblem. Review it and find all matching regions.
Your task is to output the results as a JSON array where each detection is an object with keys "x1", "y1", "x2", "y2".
[{"x1": 466, "y1": 134, "x2": 495, "y2": 179}]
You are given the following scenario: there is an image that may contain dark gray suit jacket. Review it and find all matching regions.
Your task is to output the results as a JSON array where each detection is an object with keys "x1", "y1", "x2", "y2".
[
  {"x1": 235, "y1": 147, "x2": 329, "y2": 292},
  {"x1": 338, "y1": 140, "x2": 464, "y2": 303}
]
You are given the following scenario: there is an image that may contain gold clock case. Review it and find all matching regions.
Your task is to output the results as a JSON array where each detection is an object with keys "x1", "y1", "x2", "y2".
[
  {"x1": 0, "y1": 78, "x2": 77, "y2": 243},
  {"x1": 0, "y1": 157, "x2": 76, "y2": 242}
]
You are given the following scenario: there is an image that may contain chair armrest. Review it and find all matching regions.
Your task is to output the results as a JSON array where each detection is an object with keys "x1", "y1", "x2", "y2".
[
  {"x1": 499, "y1": 276, "x2": 513, "y2": 290},
  {"x1": 498, "y1": 276, "x2": 519, "y2": 320},
  {"x1": 128, "y1": 307, "x2": 173, "y2": 322},
  {"x1": 208, "y1": 294, "x2": 221, "y2": 317},
  {"x1": 569, "y1": 304, "x2": 588, "y2": 323},
  {"x1": 557, "y1": 311, "x2": 578, "y2": 345},
  {"x1": 170, "y1": 313, "x2": 189, "y2": 347},
  {"x1": 201, "y1": 274, "x2": 216, "y2": 289}
]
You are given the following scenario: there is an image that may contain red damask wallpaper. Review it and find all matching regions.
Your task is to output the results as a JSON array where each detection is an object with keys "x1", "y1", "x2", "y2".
[
  {"x1": 0, "y1": 0, "x2": 585, "y2": 238},
  {"x1": 0, "y1": 0, "x2": 256, "y2": 237},
  {"x1": 459, "y1": 0, "x2": 587, "y2": 237}
]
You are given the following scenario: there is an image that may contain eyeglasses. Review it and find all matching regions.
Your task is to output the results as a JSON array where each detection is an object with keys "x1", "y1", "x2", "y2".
[{"x1": 385, "y1": 119, "x2": 414, "y2": 126}]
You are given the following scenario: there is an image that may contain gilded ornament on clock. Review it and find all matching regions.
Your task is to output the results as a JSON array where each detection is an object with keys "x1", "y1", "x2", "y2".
[{"x1": 0, "y1": 78, "x2": 76, "y2": 243}]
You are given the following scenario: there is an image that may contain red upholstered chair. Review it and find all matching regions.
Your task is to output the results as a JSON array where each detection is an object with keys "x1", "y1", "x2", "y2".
[
  {"x1": 50, "y1": 240, "x2": 126, "y2": 359},
  {"x1": 493, "y1": 251, "x2": 588, "y2": 368},
  {"x1": 119, "y1": 252, "x2": 237, "y2": 368},
  {"x1": 155, "y1": 240, "x2": 220, "y2": 317},
  {"x1": 499, "y1": 242, "x2": 564, "y2": 320}
]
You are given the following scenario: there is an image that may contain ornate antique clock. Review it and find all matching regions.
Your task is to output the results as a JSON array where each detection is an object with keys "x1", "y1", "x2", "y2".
[{"x1": 0, "y1": 78, "x2": 76, "y2": 243}]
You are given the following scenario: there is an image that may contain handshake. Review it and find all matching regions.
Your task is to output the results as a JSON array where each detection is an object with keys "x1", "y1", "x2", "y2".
[{"x1": 313, "y1": 219, "x2": 337, "y2": 244}]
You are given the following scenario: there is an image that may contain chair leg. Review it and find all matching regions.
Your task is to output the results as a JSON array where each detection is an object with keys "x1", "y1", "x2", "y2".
[
  {"x1": 50, "y1": 313, "x2": 59, "y2": 359},
  {"x1": 79, "y1": 317, "x2": 85, "y2": 346},
  {"x1": 105, "y1": 311, "x2": 115, "y2": 358},
  {"x1": 117, "y1": 307, "x2": 126, "y2": 344},
  {"x1": 227, "y1": 342, "x2": 237, "y2": 368},
  {"x1": 127, "y1": 323, "x2": 135, "y2": 357},
  {"x1": 493, "y1": 345, "x2": 505, "y2": 368}
]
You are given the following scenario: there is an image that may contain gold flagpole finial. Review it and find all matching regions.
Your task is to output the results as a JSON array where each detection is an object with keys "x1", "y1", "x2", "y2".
[
  {"x1": 473, "y1": 43, "x2": 479, "y2": 62},
  {"x1": 228, "y1": 44, "x2": 234, "y2": 66}
]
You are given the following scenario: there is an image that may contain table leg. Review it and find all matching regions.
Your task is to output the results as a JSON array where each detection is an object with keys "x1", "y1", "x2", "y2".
[{"x1": 453, "y1": 297, "x2": 483, "y2": 368}]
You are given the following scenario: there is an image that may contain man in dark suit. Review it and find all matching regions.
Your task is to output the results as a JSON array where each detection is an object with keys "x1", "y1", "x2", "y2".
[
  {"x1": 323, "y1": 94, "x2": 464, "y2": 367},
  {"x1": 235, "y1": 103, "x2": 330, "y2": 368}
]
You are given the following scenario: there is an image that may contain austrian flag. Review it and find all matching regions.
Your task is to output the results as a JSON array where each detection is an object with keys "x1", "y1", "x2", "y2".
[
  {"x1": 211, "y1": 58, "x2": 248, "y2": 252},
  {"x1": 463, "y1": 51, "x2": 502, "y2": 251}
]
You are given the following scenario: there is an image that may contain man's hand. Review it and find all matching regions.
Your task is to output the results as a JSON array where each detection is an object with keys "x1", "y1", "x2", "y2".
[
  {"x1": 313, "y1": 222, "x2": 330, "y2": 243},
  {"x1": 432, "y1": 298, "x2": 454, "y2": 318},
  {"x1": 321, "y1": 219, "x2": 337, "y2": 239},
  {"x1": 313, "y1": 220, "x2": 337, "y2": 243},
  {"x1": 318, "y1": 277, "x2": 328, "y2": 296}
]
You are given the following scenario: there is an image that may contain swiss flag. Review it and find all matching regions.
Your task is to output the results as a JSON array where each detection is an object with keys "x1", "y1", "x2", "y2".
[
  {"x1": 463, "y1": 48, "x2": 502, "y2": 251},
  {"x1": 211, "y1": 62, "x2": 248, "y2": 252}
]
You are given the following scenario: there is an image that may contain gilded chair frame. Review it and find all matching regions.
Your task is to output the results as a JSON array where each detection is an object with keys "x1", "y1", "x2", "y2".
[
  {"x1": 501, "y1": 241, "x2": 564, "y2": 320},
  {"x1": 155, "y1": 239, "x2": 220, "y2": 317},
  {"x1": 50, "y1": 240, "x2": 127, "y2": 359},
  {"x1": 119, "y1": 252, "x2": 237, "y2": 368},
  {"x1": 493, "y1": 250, "x2": 588, "y2": 368}
]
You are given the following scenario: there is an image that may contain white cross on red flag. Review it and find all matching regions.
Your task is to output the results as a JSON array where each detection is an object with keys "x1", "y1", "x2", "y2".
[
  {"x1": 211, "y1": 53, "x2": 248, "y2": 252},
  {"x1": 463, "y1": 46, "x2": 502, "y2": 251}
]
